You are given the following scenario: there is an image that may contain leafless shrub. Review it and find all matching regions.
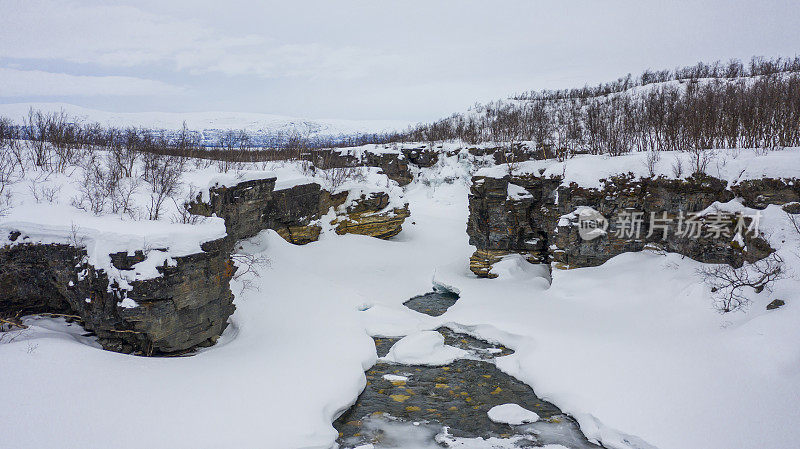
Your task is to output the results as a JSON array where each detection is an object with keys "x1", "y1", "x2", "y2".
[
  {"x1": 700, "y1": 253, "x2": 786, "y2": 313},
  {"x1": 28, "y1": 180, "x2": 60, "y2": 204},
  {"x1": 193, "y1": 156, "x2": 214, "y2": 170},
  {"x1": 0, "y1": 117, "x2": 14, "y2": 145},
  {"x1": 320, "y1": 166, "x2": 365, "y2": 191},
  {"x1": 231, "y1": 252, "x2": 270, "y2": 294},
  {"x1": 671, "y1": 157, "x2": 684, "y2": 178},
  {"x1": 47, "y1": 110, "x2": 83, "y2": 172},
  {"x1": 170, "y1": 186, "x2": 201, "y2": 225},
  {"x1": 68, "y1": 222, "x2": 86, "y2": 248},
  {"x1": 143, "y1": 154, "x2": 186, "y2": 220},
  {"x1": 497, "y1": 146, "x2": 521, "y2": 176},
  {"x1": 24, "y1": 108, "x2": 52, "y2": 169},
  {"x1": 298, "y1": 159, "x2": 316, "y2": 178},
  {"x1": 216, "y1": 130, "x2": 250, "y2": 173},
  {"x1": 752, "y1": 146, "x2": 770, "y2": 156},
  {"x1": 688, "y1": 148, "x2": 712, "y2": 175},
  {"x1": 645, "y1": 149, "x2": 660, "y2": 177},
  {"x1": 108, "y1": 128, "x2": 140, "y2": 177},
  {"x1": 0, "y1": 142, "x2": 20, "y2": 209},
  {"x1": 109, "y1": 177, "x2": 140, "y2": 218},
  {"x1": 0, "y1": 191, "x2": 12, "y2": 217},
  {"x1": 72, "y1": 153, "x2": 117, "y2": 215}
]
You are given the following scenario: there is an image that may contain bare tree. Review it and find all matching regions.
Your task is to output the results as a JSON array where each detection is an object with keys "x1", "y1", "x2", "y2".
[
  {"x1": 144, "y1": 154, "x2": 186, "y2": 220},
  {"x1": 72, "y1": 153, "x2": 113, "y2": 214},
  {"x1": 688, "y1": 148, "x2": 712, "y2": 175},
  {"x1": 671, "y1": 157, "x2": 684, "y2": 178},
  {"x1": 645, "y1": 149, "x2": 660, "y2": 177},
  {"x1": 0, "y1": 140, "x2": 20, "y2": 214}
]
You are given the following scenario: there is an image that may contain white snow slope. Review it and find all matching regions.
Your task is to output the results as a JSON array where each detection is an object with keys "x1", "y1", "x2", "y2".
[
  {"x1": 2, "y1": 147, "x2": 800, "y2": 449},
  {"x1": 0, "y1": 102, "x2": 409, "y2": 136}
]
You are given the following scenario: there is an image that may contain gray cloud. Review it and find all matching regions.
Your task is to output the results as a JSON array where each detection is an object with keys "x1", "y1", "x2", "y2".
[
  {"x1": 1, "y1": 0, "x2": 799, "y2": 120},
  {"x1": 0, "y1": 68, "x2": 184, "y2": 97}
]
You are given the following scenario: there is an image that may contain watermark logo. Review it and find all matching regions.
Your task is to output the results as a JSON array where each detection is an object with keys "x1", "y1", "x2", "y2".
[
  {"x1": 575, "y1": 209, "x2": 762, "y2": 241},
  {"x1": 577, "y1": 207, "x2": 609, "y2": 241}
]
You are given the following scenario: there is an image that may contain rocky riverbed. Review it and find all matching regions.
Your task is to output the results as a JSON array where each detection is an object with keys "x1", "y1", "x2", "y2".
[{"x1": 334, "y1": 292, "x2": 601, "y2": 448}]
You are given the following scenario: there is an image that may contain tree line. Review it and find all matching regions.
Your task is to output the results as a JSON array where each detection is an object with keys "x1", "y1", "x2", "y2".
[
  {"x1": 0, "y1": 109, "x2": 396, "y2": 167},
  {"x1": 398, "y1": 56, "x2": 800, "y2": 156}
]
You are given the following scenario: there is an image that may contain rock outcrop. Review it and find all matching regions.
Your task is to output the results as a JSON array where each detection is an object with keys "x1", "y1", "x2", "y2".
[
  {"x1": 401, "y1": 147, "x2": 439, "y2": 168},
  {"x1": 467, "y1": 172, "x2": 784, "y2": 278},
  {"x1": 730, "y1": 178, "x2": 800, "y2": 209},
  {"x1": 0, "y1": 236, "x2": 235, "y2": 355},
  {"x1": 302, "y1": 145, "x2": 444, "y2": 186},
  {"x1": 191, "y1": 177, "x2": 410, "y2": 244},
  {"x1": 333, "y1": 192, "x2": 410, "y2": 239}
]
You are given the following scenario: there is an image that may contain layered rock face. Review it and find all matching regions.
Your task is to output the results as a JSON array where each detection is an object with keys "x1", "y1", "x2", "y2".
[
  {"x1": 192, "y1": 178, "x2": 410, "y2": 243},
  {"x1": 467, "y1": 172, "x2": 783, "y2": 277},
  {"x1": 401, "y1": 147, "x2": 439, "y2": 168},
  {"x1": 363, "y1": 152, "x2": 413, "y2": 186},
  {"x1": 730, "y1": 178, "x2": 800, "y2": 208},
  {"x1": 467, "y1": 175, "x2": 560, "y2": 277},
  {"x1": 333, "y1": 192, "x2": 410, "y2": 239},
  {"x1": 0, "y1": 236, "x2": 235, "y2": 355},
  {"x1": 302, "y1": 146, "x2": 442, "y2": 186}
]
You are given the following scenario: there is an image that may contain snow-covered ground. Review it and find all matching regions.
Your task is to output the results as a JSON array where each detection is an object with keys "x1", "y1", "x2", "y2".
[
  {"x1": 2, "y1": 147, "x2": 800, "y2": 449},
  {"x1": 476, "y1": 146, "x2": 800, "y2": 188}
]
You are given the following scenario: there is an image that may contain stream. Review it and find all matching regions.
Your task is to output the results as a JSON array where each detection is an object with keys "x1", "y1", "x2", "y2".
[{"x1": 334, "y1": 291, "x2": 602, "y2": 448}]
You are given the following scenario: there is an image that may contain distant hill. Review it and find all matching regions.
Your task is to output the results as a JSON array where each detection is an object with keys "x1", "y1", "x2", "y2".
[{"x1": 0, "y1": 102, "x2": 409, "y2": 146}]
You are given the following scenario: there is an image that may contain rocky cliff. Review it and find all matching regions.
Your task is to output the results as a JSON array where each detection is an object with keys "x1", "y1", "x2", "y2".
[
  {"x1": 0, "y1": 235, "x2": 235, "y2": 355},
  {"x1": 302, "y1": 145, "x2": 441, "y2": 186},
  {"x1": 2, "y1": 176, "x2": 409, "y2": 355},
  {"x1": 467, "y1": 172, "x2": 787, "y2": 278},
  {"x1": 190, "y1": 177, "x2": 410, "y2": 243}
]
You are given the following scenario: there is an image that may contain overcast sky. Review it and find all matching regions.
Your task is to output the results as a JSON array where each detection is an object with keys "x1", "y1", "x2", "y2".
[{"x1": 1, "y1": 0, "x2": 798, "y2": 122}]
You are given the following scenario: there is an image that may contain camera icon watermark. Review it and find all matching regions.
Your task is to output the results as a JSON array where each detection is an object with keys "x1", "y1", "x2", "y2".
[{"x1": 576, "y1": 207, "x2": 609, "y2": 241}]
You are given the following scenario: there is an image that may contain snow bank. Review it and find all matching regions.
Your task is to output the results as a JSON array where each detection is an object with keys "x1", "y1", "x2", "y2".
[
  {"x1": 487, "y1": 404, "x2": 540, "y2": 425},
  {"x1": 381, "y1": 330, "x2": 469, "y2": 366}
]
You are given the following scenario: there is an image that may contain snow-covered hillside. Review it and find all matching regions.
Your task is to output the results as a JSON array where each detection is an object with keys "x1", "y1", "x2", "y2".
[{"x1": 0, "y1": 102, "x2": 409, "y2": 138}]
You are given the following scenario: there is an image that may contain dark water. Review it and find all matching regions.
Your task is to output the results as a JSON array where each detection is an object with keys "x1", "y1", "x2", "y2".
[
  {"x1": 402, "y1": 291, "x2": 460, "y2": 317},
  {"x1": 334, "y1": 292, "x2": 602, "y2": 448}
]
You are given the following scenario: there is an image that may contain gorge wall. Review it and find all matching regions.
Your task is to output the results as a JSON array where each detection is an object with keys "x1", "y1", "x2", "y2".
[
  {"x1": 467, "y1": 172, "x2": 796, "y2": 278},
  {"x1": 189, "y1": 177, "x2": 410, "y2": 243},
  {"x1": 0, "y1": 235, "x2": 235, "y2": 355}
]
